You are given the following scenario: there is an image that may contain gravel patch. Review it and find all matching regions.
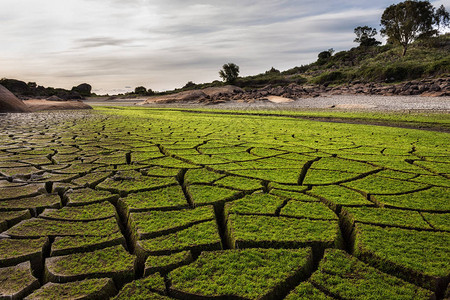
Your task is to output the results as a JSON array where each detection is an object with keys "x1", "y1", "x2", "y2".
[{"x1": 85, "y1": 95, "x2": 450, "y2": 112}]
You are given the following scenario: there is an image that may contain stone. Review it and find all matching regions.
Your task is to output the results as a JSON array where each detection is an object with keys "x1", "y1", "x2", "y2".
[{"x1": 0, "y1": 84, "x2": 30, "y2": 113}]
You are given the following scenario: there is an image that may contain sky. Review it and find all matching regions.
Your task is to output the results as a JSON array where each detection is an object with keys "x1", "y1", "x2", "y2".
[{"x1": 1, "y1": 0, "x2": 448, "y2": 94}]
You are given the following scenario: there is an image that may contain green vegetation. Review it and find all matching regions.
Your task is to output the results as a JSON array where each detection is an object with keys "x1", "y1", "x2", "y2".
[
  {"x1": 309, "y1": 249, "x2": 433, "y2": 299},
  {"x1": 375, "y1": 187, "x2": 450, "y2": 211},
  {"x1": 0, "y1": 106, "x2": 448, "y2": 298},
  {"x1": 187, "y1": 184, "x2": 241, "y2": 206},
  {"x1": 341, "y1": 206, "x2": 431, "y2": 229},
  {"x1": 113, "y1": 274, "x2": 168, "y2": 299},
  {"x1": 25, "y1": 278, "x2": 117, "y2": 300},
  {"x1": 225, "y1": 193, "x2": 284, "y2": 216},
  {"x1": 64, "y1": 188, "x2": 118, "y2": 206},
  {"x1": 0, "y1": 262, "x2": 39, "y2": 299},
  {"x1": 45, "y1": 245, "x2": 135, "y2": 285},
  {"x1": 6, "y1": 217, "x2": 120, "y2": 238},
  {"x1": 136, "y1": 221, "x2": 222, "y2": 256},
  {"x1": 285, "y1": 282, "x2": 334, "y2": 300},
  {"x1": 117, "y1": 186, "x2": 189, "y2": 216},
  {"x1": 51, "y1": 233, "x2": 125, "y2": 256},
  {"x1": 308, "y1": 185, "x2": 373, "y2": 210},
  {"x1": 40, "y1": 201, "x2": 116, "y2": 221},
  {"x1": 144, "y1": 251, "x2": 192, "y2": 275},
  {"x1": 129, "y1": 206, "x2": 215, "y2": 240},
  {"x1": 170, "y1": 248, "x2": 313, "y2": 299},
  {"x1": 280, "y1": 201, "x2": 338, "y2": 220},
  {"x1": 227, "y1": 214, "x2": 340, "y2": 249},
  {"x1": 354, "y1": 223, "x2": 450, "y2": 291},
  {"x1": 97, "y1": 170, "x2": 177, "y2": 195}
]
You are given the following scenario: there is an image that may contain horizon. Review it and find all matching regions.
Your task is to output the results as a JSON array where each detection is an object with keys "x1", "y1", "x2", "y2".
[{"x1": 1, "y1": 0, "x2": 449, "y2": 95}]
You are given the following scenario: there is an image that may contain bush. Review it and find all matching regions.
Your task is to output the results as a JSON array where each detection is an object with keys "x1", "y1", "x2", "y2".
[{"x1": 313, "y1": 71, "x2": 346, "y2": 84}]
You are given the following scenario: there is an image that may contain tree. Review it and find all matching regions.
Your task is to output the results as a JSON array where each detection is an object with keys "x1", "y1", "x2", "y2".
[
  {"x1": 317, "y1": 48, "x2": 335, "y2": 65},
  {"x1": 219, "y1": 63, "x2": 240, "y2": 84},
  {"x1": 380, "y1": 1, "x2": 449, "y2": 56},
  {"x1": 354, "y1": 26, "x2": 381, "y2": 47},
  {"x1": 134, "y1": 86, "x2": 147, "y2": 94},
  {"x1": 435, "y1": 5, "x2": 450, "y2": 30}
]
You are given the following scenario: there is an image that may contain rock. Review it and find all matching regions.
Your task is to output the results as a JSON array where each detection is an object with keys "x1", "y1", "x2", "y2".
[
  {"x1": 142, "y1": 86, "x2": 243, "y2": 105},
  {"x1": 71, "y1": 83, "x2": 92, "y2": 97},
  {"x1": 24, "y1": 100, "x2": 93, "y2": 111},
  {"x1": 46, "y1": 95, "x2": 64, "y2": 101},
  {"x1": 0, "y1": 84, "x2": 31, "y2": 113},
  {"x1": 0, "y1": 79, "x2": 31, "y2": 96}
]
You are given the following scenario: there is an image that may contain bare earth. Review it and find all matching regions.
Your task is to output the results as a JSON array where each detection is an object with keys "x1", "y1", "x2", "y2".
[{"x1": 85, "y1": 95, "x2": 450, "y2": 112}]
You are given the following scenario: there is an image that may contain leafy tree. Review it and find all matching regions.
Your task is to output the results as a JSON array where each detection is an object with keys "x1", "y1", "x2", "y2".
[
  {"x1": 265, "y1": 67, "x2": 280, "y2": 74},
  {"x1": 134, "y1": 86, "x2": 147, "y2": 94},
  {"x1": 219, "y1": 63, "x2": 240, "y2": 84},
  {"x1": 354, "y1": 26, "x2": 381, "y2": 47},
  {"x1": 435, "y1": 5, "x2": 450, "y2": 30},
  {"x1": 380, "y1": 1, "x2": 449, "y2": 56},
  {"x1": 317, "y1": 48, "x2": 335, "y2": 65},
  {"x1": 183, "y1": 81, "x2": 196, "y2": 89}
]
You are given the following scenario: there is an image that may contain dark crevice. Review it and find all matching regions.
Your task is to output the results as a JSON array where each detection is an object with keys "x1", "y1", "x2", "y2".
[
  {"x1": 298, "y1": 157, "x2": 322, "y2": 185},
  {"x1": 177, "y1": 169, "x2": 194, "y2": 208},
  {"x1": 214, "y1": 201, "x2": 230, "y2": 250}
]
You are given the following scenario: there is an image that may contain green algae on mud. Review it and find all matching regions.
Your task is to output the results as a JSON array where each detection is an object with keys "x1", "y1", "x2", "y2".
[{"x1": 0, "y1": 107, "x2": 448, "y2": 299}]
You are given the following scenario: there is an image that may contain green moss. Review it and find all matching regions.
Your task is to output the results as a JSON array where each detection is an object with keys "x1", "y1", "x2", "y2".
[
  {"x1": 97, "y1": 170, "x2": 177, "y2": 194},
  {"x1": 354, "y1": 223, "x2": 450, "y2": 288},
  {"x1": 309, "y1": 249, "x2": 433, "y2": 299},
  {"x1": 114, "y1": 274, "x2": 168, "y2": 299},
  {"x1": 343, "y1": 176, "x2": 429, "y2": 194},
  {"x1": 308, "y1": 185, "x2": 372, "y2": 207},
  {"x1": 6, "y1": 217, "x2": 120, "y2": 238},
  {"x1": 0, "y1": 237, "x2": 47, "y2": 260},
  {"x1": 214, "y1": 175, "x2": 262, "y2": 190},
  {"x1": 65, "y1": 188, "x2": 117, "y2": 206},
  {"x1": 375, "y1": 187, "x2": 450, "y2": 211},
  {"x1": 137, "y1": 221, "x2": 221, "y2": 255},
  {"x1": 0, "y1": 194, "x2": 61, "y2": 213},
  {"x1": 170, "y1": 248, "x2": 312, "y2": 299},
  {"x1": 25, "y1": 278, "x2": 116, "y2": 300},
  {"x1": 51, "y1": 233, "x2": 125, "y2": 256},
  {"x1": 0, "y1": 262, "x2": 38, "y2": 296},
  {"x1": 228, "y1": 214, "x2": 340, "y2": 248},
  {"x1": 47, "y1": 245, "x2": 135, "y2": 276},
  {"x1": 41, "y1": 201, "x2": 116, "y2": 221},
  {"x1": 225, "y1": 193, "x2": 284, "y2": 215},
  {"x1": 0, "y1": 184, "x2": 44, "y2": 200},
  {"x1": 304, "y1": 169, "x2": 361, "y2": 185},
  {"x1": 342, "y1": 207, "x2": 431, "y2": 229},
  {"x1": 184, "y1": 169, "x2": 225, "y2": 184},
  {"x1": 144, "y1": 251, "x2": 192, "y2": 274},
  {"x1": 285, "y1": 282, "x2": 334, "y2": 300},
  {"x1": 118, "y1": 186, "x2": 188, "y2": 213},
  {"x1": 230, "y1": 169, "x2": 300, "y2": 184},
  {"x1": 187, "y1": 185, "x2": 239, "y2": 206},
  {"x1": 421, "y1": 212, "x2": 450, "y2": 231},
  {"x1": 129, "y1": 206, "x2": 214, "y2": 239},
  {"x1": 281, "y1": 201, "x2": 337, "y2": 220}
]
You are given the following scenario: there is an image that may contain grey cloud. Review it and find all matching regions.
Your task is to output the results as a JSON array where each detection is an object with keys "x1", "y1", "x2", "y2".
[{"x1": 74, "y1": 37, "x2": 135, "y2": 49}]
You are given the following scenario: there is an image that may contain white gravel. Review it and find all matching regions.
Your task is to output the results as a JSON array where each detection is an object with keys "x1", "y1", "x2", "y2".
[{"x1": 85, "y1": 95, "x2": 450, "y2": 112}]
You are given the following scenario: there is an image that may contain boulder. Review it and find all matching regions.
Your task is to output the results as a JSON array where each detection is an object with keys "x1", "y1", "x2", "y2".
[
  {"x1": 71, "y1": 83, "x2": 92, "y2": 97},
  {"x1": 0, "y1": 79, "x2": 31, "y2": 96},
  {"x1": 0, "y1": 84, "x2": 30, "y2": 113},
  {"x1": 24, "y1": 99, "x2": 93, "y2": 111}
]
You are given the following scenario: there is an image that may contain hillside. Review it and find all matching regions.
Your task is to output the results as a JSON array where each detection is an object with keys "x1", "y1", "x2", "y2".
[{"x1": 168, "y1": 34, "x2": 450, "y2": 93}]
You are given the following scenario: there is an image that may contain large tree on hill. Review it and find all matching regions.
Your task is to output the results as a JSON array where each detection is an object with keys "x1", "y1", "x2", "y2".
[
  {"x1": 380, "y1": 0, "x2": 449, "y2": 56},
  {"x1": 219, "y1": 63, "x2": 240, "y2": 84},
  {"x1": 354, "y1": 26, "x2": 381, "y2": 47}
]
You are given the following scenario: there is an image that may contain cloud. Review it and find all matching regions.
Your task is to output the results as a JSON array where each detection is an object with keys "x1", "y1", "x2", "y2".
[{"x1": 2, "y1": 0, "x2": 441, "y2": 93}]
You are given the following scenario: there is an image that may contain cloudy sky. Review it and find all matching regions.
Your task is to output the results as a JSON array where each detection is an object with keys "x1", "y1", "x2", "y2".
[{"x1": 1, "y1": 0, "x2": 448, "y2": 94}]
